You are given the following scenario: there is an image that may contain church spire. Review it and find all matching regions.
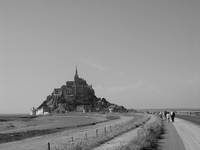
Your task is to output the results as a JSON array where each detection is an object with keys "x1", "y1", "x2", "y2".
[{"x1": 74, "y1": 65, "x2": 79, "y2": 81}]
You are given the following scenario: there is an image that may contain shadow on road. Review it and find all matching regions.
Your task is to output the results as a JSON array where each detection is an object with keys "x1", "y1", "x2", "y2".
[{"x1": 157, "y1": 121, "x2": 185, "y2": 150}]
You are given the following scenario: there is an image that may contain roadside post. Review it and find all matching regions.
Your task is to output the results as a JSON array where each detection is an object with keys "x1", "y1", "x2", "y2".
[
  {"x1": 85, "y1": 132, "x2": 88, "y2": 140},
  {"x1": 96, "y1": 129, "x2": 98, "y2": 137},
  {"x1": 48, "y1": 142, "x2": 50, "y2": 150}
]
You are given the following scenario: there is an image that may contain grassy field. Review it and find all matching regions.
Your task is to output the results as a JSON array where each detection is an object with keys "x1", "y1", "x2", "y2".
[
  {"x1": 55, "y1": 113, "x2": 149, "y2": 150},
  {"x1": 117, "y1": 116, "x2": 163, "y2": 150},
  {"x1": 0, "y1": 112, "x2": 115, "y2": 144}
]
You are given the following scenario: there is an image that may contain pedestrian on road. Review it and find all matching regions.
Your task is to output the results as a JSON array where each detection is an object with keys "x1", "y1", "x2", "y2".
[
  {"x1": 166, "y1": 112, "x2": 171, "y2": 122},
  {"x1": 171, "y1": 111, "x2": 175, "y2": 122},
  {"x1": 163, "y1": 111, "x2": 167, "y2": 120}
]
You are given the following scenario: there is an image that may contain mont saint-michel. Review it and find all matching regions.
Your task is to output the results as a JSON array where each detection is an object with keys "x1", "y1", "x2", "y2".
[
  {"x1": 32, "y1": 67, "x2": 127, "y2": 115},
  {"x1": 2, "y1": 1, "x2": 200, "y2": 150}
]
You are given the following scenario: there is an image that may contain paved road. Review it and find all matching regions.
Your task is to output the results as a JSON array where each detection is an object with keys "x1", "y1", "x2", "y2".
[
  {"x1": 160, "y1": 118, "x2": 200, "y2": 150},
  {"x1": 93, "y1": 116, "x2": 200, "y2": 150},
  {"x1": 174, "y1": 118, "x2": 200, "y2": 150},
  {"x1": 158, "y1": 121, "x2": 185, "y2": 150}
]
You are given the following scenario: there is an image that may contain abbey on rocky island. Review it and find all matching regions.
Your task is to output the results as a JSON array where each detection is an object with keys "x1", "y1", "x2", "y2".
[
  {"x1": 53, "y1": 66, "x2": 94, "y2": 101},
  {"x1": 31, "y1": 67, "x2": 127, "y2": 115}
]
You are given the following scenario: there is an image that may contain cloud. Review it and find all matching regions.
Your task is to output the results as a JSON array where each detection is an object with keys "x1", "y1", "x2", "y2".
[
  {"x1": 79, "y1": 59, "x2": 107, "y2": 72},
  {"x1": 94, "y1": 80, "x2": 144, "y2": 94}
]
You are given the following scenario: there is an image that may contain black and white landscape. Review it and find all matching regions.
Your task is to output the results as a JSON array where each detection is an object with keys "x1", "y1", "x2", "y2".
[{"x1": 1, "y1": 1, "x2": 200, "y2": 150}]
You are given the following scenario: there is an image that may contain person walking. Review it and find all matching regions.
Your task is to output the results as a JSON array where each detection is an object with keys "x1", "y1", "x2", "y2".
[{"x1": 171, "y1": 111, "x2": 175, "y2": 122}]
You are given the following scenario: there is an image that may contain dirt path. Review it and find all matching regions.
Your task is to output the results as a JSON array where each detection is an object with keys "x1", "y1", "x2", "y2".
[
  {"x1": 92, "y1": 115, "x2": 155, "y2": 150},
  {"x1": 173, "y1": 118, "x2": 200, "y2": 150},
  {"x1": 0, "y1": 116, "x2": 133, "y2": 150}
]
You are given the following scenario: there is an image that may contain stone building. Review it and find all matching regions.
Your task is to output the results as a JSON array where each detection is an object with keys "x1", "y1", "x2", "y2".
[
  {"x1": 53, "y1": 88, "x2": 62, "y2": 97},
  {"x1": 61, "y1": 66, "x2": 94, "y2": 100},
  {"x1": 43, "y1": 66, "x2": 95, "y2": 112}
]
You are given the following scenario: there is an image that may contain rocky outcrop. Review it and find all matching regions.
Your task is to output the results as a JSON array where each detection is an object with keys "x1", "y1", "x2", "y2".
[{"x1": 37, "y1": 92, "x2": 124, "y2": 113}]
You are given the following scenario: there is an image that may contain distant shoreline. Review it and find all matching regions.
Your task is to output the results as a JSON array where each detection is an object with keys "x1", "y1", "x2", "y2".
[
  {"x1": 137, "y1": 108, "x2": 200, "y2": 111},
  {"x1": 0, "y1": 114, "x2": 29, "y2": 116}
]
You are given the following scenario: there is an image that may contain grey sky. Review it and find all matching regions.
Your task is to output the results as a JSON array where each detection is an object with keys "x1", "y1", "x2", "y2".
[{"x1": 1, "y1": 0, "x2": 200, "y2": 113}]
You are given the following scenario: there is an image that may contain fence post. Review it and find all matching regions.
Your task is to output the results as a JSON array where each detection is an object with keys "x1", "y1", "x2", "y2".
[
  {"x1": 85, "y1": 132, "x2": 88, "y2": 140},
  {"x1": 96, "y1": 129, "x2": 98, "y2": 137},
  {"x1": 110, "y1": 125, "x2": 112, "y2": 132},
  {"x1": 104, "y1": 127, "x2": 106, "y2": 135},
  {"x1": 48, "y1": 142, "x2": 50, "y2": 150}
]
